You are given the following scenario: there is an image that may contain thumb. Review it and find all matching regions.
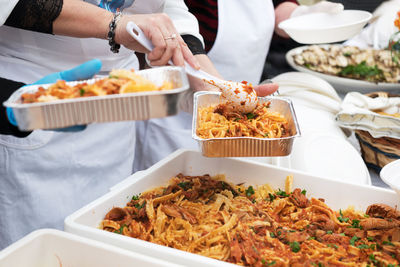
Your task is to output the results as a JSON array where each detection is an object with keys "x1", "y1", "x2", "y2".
[
  {"x1": 254, "y1": 83, "x2": 279, "y2": 97},
  {"x1": 60, "y1": 59, "x2": 102, "y2": 81}
]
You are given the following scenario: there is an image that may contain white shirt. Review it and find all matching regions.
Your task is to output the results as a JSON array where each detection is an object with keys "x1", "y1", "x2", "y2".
[{"x1": 0, "y1": 0, "x2": 18, "y2": 25}]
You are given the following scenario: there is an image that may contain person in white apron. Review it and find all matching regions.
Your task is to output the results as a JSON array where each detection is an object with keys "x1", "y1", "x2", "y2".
[
  {"x1": 0, "y1": 0, "x2": 206, "y2": 249},
  {"x1": 134, "y1": 0, "x2": 346, "y2": 170},
  {"x1": 135, "y1": 0, "x2": 276, "y2": 170}
]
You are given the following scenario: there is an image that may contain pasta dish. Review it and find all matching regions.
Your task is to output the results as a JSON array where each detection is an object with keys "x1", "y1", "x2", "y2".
[
  {"x1": 100, "y1": 174, "x2": 400, "y2": 266},
  {"x1": 21, "y1": 69, "x2": 173, "y2": 103},
  {"x1": 196, "y1": 102, "x2": 290, "y2": 139}
]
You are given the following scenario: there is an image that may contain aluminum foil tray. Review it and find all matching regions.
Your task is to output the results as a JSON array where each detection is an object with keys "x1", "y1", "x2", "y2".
[
  {"x1": 3, "y1": 66, "x2": 189, "y2": 131},
  {"x1": 192, "y1": 91, "x2": 301, "y2": 157}
]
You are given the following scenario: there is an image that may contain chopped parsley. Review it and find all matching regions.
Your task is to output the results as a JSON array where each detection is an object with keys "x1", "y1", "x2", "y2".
[
  {"x1": 367, "y1": 236, "x2": 374, "y2": 241},
  {"x1": 79, "y1": 88, "x2": 85, "y2": 96},
  {"x1": 268, "y1": 193, "x2": 276, "y2": 202},
  {"x1": 308, "y1": 236, "x2": 316, "y2": 240},
  {"x1": 339, "y1": 233, "x2": 346, "y2": 236},
  {"x1": 113, "y1": 224, "x2": 126, "y2": 234},
  {"x1": 350, "y1": 236, "x2": 359, "y2": 246},
  {"x1": 326, "y1": 230, "x2": 333, "y2": 234},
  {"x1": 246, "y1": 112, "x2": 256, "y2": 120},
  {"x1": 270, "y1": 232, "x2": 276, "y2": 238},
  {"x1": 289, "y1": 241, "x2": 301, "y2": 253},
  {"x1": 350, "y1": 219, "x2": 362, "y2": 229},
  {"x1": 177, "y1": 181, "x2": 191, "y2": 191},
  {"x1": 327, "y1": 244, "x2": 338, "y2": 249},
  {"x1": 357, "y1": 244, "x2": 370, "y2": 249},
  {"x1": 134, "y1": 201, "x2": 146, "y2": 210},
  {"x1": 383, "y1": 241, "x2": 395, "y2": 246},
  {"x1": 338, "y1": 61, "x2": 384, "y2": 82},
  {"x1": 369, "y1": 254, "x2": 378, "y2": 265},
  {"x1": 245, "y1": 186, "x2": 255, "y2": 197},
  {"x1": 343, "y1": 52, "x2": 352, "y2": 57},
  {"x1": 337, "y1": 209, "x2": 349, "y2": 223},
  {"x1": 276, "y1": 189, "x2": 289, "y2": 197},
  {"x1": 261, "y1": 259, "x2": 276, "y2": 266},
  {"x1": 131, "y1": 194, "x2": 140, "y2": 201},
  {"x1": 301, "y1": 189, "x2": 307, "y2": 195}
]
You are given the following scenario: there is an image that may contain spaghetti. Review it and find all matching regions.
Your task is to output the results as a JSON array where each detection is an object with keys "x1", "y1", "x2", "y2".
[
  {"x1": 21, "y1": 69, "x2": 173, "y2": 103},
  {"x1": 196, "y1": 102, "x2": 290, "y2": 139},
  {"x1": 101, "y1": 174, "x2": 400, "y2": 266}
]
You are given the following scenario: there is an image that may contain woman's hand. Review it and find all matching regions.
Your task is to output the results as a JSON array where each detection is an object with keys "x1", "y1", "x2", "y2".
[{"x1": 115, "y1": 13, "x2": 200, "y2": 69}]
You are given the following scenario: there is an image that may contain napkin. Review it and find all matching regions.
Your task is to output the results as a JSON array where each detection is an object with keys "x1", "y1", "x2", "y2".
[
  {"x1": 272, "y1": 72, "x2": 342, "y2": 114},
  {"x1": 336, "y1": 92, "x2": 400, "y2": 138}
]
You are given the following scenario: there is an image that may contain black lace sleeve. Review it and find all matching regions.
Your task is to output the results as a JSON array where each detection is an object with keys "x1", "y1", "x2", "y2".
[
  {"x1": 181, "y1": 34, "x2": 206, "y2": 55},
  {"x1": 4, "y1": 0, "x2": 63, "y2": 34}
]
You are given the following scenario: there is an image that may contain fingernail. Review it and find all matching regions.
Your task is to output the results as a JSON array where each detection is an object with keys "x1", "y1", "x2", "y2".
[{"x1": 261, "y1": 79, "x2": 273, "y2": 84}]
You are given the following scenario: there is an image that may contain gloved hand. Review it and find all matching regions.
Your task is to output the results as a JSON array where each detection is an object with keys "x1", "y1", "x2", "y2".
[
  {"x1": 291, "y1": 1, "x2": 344, "y2": 18},
  {"x1": 7, "y1": 59, "x2": 102, "y2": 131}
]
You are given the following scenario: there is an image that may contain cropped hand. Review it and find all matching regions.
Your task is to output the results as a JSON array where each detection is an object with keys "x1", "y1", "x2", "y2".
[
  {"x1": 115, "y1": 13, "x2": 200, "y2": 69},
  {"x1": 7, "y1": 59, "x2": 102, "y2": 131}
]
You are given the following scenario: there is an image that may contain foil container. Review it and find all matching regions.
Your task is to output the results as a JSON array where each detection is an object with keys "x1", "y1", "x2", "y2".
[
  {"x1": 3, "y1": 66, "x2": 189, "y2": 131},
  {"x1": 192, "y1": 91, "x2": 301, "y2": 157}
]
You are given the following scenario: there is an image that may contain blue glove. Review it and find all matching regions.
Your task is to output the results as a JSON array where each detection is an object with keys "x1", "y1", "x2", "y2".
[{"x1": 7, "y1": 59, "x2": 102, "y2": 131}]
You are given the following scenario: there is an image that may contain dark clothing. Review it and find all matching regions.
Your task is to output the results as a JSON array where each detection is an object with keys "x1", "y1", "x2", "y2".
[
  {"x1": 5, "y1": 0, "x2": 63, "y2": 34},
  {"x1": 185, "y1": 0, "x2": 218, "y2": 53},
  {"x1": 0, "y1": 78, "x2": 30, "y2": 136}
]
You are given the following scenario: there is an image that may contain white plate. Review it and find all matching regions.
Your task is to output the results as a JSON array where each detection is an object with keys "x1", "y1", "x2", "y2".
[
  {"x1": 278, "y1": 10, "x2": 372, "y2": 44},
  {"x1": 380, "y1": 159, "x2": 400, "y2": 197},
  {"x1": 286, "y1": 45, "x2": 400, "y2": 94},
  {"x1": 65, "y1": 149, "x2": 396, "y2": 267},
  {"x1": 0, "y1": 229, "x2": 180, "y2": 267}
]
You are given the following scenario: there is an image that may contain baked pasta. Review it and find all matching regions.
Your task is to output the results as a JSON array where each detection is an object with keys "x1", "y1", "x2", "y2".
[
  {"x1": 100, "y1": 174, "x2": 400, "y2": 266},
  {"x1": 196, "y1": 102, "x2": 290, "y2": 139},
  {"x1": 21, "y1": 69, "x2": 173, "y2": 103}
]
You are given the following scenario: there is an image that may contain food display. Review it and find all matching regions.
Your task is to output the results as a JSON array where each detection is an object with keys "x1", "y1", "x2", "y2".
[
  {"x1": 100, "y1": 174, "x2": 400, "y2": 267},
  {"x1": 196, "y1": 102, "x2": 290, "y2": 139},
  {"x1": 21, "y1": 69, "x2": 173, "y2": 103},
  {"x1": 292, "y1": 45, "x2": 400, "y2": 84}
]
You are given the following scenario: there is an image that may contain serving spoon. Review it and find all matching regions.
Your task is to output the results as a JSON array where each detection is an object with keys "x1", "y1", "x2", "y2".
[{"x1": 126, "y1": 21, "x2": 258, "y2": 113}]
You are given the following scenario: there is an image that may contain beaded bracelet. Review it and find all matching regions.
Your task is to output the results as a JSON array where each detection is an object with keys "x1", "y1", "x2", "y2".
[{"x1": 107, "y1": 11, "x2": 122, "y2": 53}]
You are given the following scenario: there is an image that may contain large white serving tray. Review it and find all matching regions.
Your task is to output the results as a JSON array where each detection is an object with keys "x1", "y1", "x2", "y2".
[
  {"x1": 65, "y1": 149, "x2": 399, "y2": 267},
  {"x1": 0, "y1": 229, "x2": 181, "y2": 267}
]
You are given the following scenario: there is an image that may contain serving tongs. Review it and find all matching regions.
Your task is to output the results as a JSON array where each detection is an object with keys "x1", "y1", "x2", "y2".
[{"x1": 126, "y1": 21, "x2": 258, "y2": 112}]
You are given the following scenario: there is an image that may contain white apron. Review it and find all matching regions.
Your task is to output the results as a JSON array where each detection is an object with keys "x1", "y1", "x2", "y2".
[
  {"x1": 135, "y1": 0, "x2": 275, "y2": 170},
  {"x1": 0, "y1": 0, "x2": 165, "y2": 84},
  {"x1": 0, "y1": 0, "x2": 164, "y2": 249}
]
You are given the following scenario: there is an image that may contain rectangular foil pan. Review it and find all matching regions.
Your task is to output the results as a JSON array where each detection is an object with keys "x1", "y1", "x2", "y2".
[
  {"x1": 3, "y1": 66, "x2": 189, "y2": 131},
  {"x1": 192, "y1": 91, "x2": 301, "y2": 157}
]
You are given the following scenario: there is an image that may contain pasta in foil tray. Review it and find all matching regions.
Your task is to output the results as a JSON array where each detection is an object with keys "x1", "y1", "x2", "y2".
[
  {"x1": 21, "y1": 69, "x2": 173, "y2": 103},
  {"x1": 196, "y1": 102, "x2": 291, "y2": 139},
  {"x1": 100, "y1": 174, "x2": 400, "y2": 266}
]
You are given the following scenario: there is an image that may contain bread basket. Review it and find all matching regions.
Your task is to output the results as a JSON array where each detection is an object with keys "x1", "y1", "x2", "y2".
[{"x1": 355, "y1": 92, "x2": 400, "y2": 171}]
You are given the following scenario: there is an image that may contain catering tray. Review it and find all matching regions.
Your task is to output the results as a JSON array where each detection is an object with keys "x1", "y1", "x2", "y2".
[
  {"x1": 3, "y1": 66, "x2": 189, "y2": 131},
  {"x1": 0, "y1": 229, "x2": 180, "y2": 267},
  {"x1": 64, "y1": 149, "x2": 399, "y2": 267},
  {"x1": 286, "y1": 45, "x2": 400, "y2": 94},
  {"x1": 192, "y1": 91, "x2": 300, "y2": 157}
]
